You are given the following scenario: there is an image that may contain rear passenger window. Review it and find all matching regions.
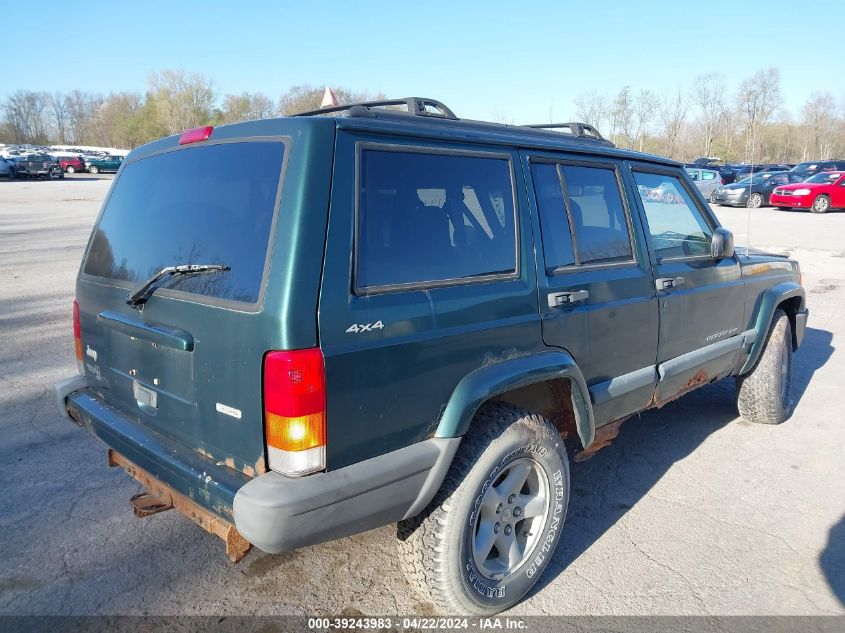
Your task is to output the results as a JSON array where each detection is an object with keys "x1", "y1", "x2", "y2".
[
  {"x1": 560, "y1": 165, "x2": 633, "y2": 264},
  {"x1": 357, "y1": 149, "x2": 517, "y2": 290},
  {"x1": 531, "y1": 161, "x2": 634, "y2": 270},
  {"x1": 530, "y1": 163, "x2": 575, "y2": 268}
]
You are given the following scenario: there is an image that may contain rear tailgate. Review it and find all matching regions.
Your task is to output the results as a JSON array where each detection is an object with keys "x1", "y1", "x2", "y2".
[{"x1": 75, "y1": 121, "x2": 333, "y2": 479}]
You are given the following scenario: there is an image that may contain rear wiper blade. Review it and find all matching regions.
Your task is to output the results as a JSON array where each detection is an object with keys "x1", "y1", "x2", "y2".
[{"x1": 126, "y1": 264, "x2": 230, "y2": 308}]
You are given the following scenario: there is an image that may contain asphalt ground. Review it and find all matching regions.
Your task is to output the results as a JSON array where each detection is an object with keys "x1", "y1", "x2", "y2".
[{"x1": 0, "y1": 175, "x2": 842, "y2": 617}]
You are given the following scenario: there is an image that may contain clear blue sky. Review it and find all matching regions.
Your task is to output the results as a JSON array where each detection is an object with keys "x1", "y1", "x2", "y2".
[{"x1": 4, "y1": 0, "x2": 842, "y2": 123}]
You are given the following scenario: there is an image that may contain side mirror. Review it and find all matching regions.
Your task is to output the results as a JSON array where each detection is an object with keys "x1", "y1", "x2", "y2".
[{"x1": 711, "y1": 227, "x2": 734, "y2": 260}]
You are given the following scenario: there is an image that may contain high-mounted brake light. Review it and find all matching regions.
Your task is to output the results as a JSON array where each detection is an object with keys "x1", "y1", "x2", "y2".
[
  {"x1": 73, "y1": 299, "x2": 84, "y2": 374},
  {"x1": 263, "y1": 349, "x2": 326, "y2": 476},
  {"x1": 179, "y1": 125, "x2": 214, "y2": 145}
]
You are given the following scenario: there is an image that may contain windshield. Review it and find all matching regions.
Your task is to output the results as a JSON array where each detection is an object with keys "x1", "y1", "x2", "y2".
[
  {"x1": 804, "y1": 172, "x2": 842, "y2": 184},
  {"x1": 737, "y1": 173, "x2": 775, "y2": 185},
  {"x1": 82, "y1": 141, "x2": 286, "y2": 305}
]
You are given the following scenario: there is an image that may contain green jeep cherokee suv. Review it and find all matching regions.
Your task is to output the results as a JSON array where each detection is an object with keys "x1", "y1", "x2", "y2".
[{"x1": 55, "y1": 98, "x2": 808, "y2": 614}]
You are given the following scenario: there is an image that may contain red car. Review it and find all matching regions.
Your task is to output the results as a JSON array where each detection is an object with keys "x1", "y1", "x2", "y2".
[
  {"x1": 769, "y1": 171, "x2": 845, "y2": 213},
  {"x1": 54, "y1": 156, "x2": 85, "y2": 174}
]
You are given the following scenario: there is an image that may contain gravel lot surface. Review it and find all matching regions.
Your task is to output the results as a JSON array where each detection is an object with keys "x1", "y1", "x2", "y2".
[{"x1": 0, "y1": 176, "x2": 842, "y2": 616}]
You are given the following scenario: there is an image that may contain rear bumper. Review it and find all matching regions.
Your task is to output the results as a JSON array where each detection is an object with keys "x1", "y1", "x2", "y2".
[
  {"x1": 54, "y1": 377, "x2": 461, "y2": 556},
  {"x1": 54, "y1": 380, "x2": 249, "y2": 523},
  {"x1": 233, "y1": 437, "x2": 460, "y2": 553}
]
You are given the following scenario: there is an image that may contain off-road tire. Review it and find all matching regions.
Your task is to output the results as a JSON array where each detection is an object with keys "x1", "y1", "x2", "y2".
[
  {"x1": 736, "y1": 309, "x2": 793, "y2": 425},
  {"x1": 397, "y1": 402, "x2": 570, "y2": 614}
]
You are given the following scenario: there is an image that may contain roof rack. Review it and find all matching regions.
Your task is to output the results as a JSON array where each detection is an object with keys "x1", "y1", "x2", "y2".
[
  {"x1": 292, "y1": 97, "x2": 458, "y2": 120},
  {"x1": 523, "y1": 122, "x2": 612, "y2": 145}
]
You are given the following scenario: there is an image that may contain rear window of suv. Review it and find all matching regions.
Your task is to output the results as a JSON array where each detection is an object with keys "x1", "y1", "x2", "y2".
[
  {"x1": 83, "y1": 141, "x2": 286, "y2": 305},
  {"x1": 356, "y1": 148, "x2": 517, "y2": 291}
]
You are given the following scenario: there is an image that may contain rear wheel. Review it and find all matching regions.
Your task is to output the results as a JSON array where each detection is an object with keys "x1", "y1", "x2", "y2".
[
  {"x1": 709, "y1": 191, "x2": 718, "y2": 203},
  {"x1": 397, "y1": 402, "x2": 569, "y2": 615},
  {"x1": 88, "y1": 165, "x2": 99, "y2": 174},
  {"x1": 747, "y1": 192, "x2": 763, "y2": 208},
  {"x1": 811, "y1": 195, "x2": 830, "y2": 213},
  {"x1": 66, "y1": 165, "x2": 75, "y2": 174},
  {"x1": 736, "y1": 309, "x2": 792, "y2": 425}
]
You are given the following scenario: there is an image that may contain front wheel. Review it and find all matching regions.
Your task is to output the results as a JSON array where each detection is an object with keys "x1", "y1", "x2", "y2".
[
  {"x1": 747, "y1": 192, "x2": 763, "y2": 208},
  {"x1": 811, "y1": 195, "x2": 830, "y2": 213},
  {"x1": 88, "y1": 165, "x2": 99, "y2": 174},
  {"x1": 736, "y1": 309, "x2": 793, "y2": 425},
  {"x1": 397, "y1": 402, "x2": 570, "y2": 615},
  {"x1": 66, "y1": 165, "x2": 75, "y2": 174}
]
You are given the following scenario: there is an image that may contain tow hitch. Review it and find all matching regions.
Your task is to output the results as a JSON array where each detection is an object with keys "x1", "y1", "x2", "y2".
[{"x1": 107, "y1": 449, "x2": 252, "y2": 563}]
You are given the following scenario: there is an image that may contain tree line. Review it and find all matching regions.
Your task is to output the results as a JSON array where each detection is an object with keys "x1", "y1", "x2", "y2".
[
  {"x1": 571, "y1": 68, "x2": 845, "y2": 163},
  {"x1": 0, "y1": 69, "x2": 382, "y2": 149},
  {"x1": 2, "y1": 67, "x2": 843, "y2": 163}
]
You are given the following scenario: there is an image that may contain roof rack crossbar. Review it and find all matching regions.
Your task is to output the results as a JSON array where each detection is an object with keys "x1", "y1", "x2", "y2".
[
  {"x1": 523, "y1": 122, "x2": 608, "y2": 142},
  {"x1": 292, "y1": 97, "x2": 458, "y2": 120}
]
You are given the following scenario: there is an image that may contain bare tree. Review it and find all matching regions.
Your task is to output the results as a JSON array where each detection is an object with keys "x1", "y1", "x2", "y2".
[
  {"x1": 802, "y1": 92, "x2": 838, "y2": 159},
  {"x1": 659, "y1": 86, "x2": 688, "y2": 158},
  {"x1": 633, "y1": 89, "x2": 659, "y2": 152},
  {"x1": 573, "y1": 91, "x2": 609, "y2": 135},
  {"x1": 219, "y1": 92, "x2": 276, "y2": 124},
  {"x1": 692, "y1": 73, "x2": 725, "y2": 158},
  {"x1": 2, "y1": 90, "x2": 51, "y2": 143},
  {"x1": 65, "y1": 90, "x2": 103, "y2": 145},
  {"x1": 278, "y1": 85, "x2": 384, "y2": 116},
  {"x1": 736, "y1": 67, "x2": 782, "y2": 162},
  {"x1": 610, "y1": 86, "x2": 634, "y2": 148},
  {"x1": 148, "y1": 69, "x2": 216, "y2": 135},
  {"x1": 49, "y1": 92, "x2": 71, "y2": 144}
]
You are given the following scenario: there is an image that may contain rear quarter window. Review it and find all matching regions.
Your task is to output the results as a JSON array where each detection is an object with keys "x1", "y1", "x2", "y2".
[
  {"x1": 83, "y1": 141, "x2": 286, "y2": 305},
  {"x1": 356, "y1": 148, "x2": 518, "y2": 291}
]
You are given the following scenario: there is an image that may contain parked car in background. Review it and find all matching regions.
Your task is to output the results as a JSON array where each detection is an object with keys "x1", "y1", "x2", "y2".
[
  {"x1": 685, "y1": 167, "x2": 723, "y2": 200},
  {"x1": 86, "y1": 155, "x2": 123, "y2": 174},
  {"x1": 770, "y1": 171, "x2": 845, "y2": 213},
  {"x1": 0, "y1": 156, "x2": 16, "y2": 179},
  {"x1": 711, "y1": 171, "x2": 805, "y2": 208},
  {"x1": 10, "y1": 154, "x2": 63, "y2": 180},
  {"x1": 789, "y1": 160, "x2": 845, "y2": 179},
  {"x1": 52, "y1": 155, "x2": 85, "y2": 174}
]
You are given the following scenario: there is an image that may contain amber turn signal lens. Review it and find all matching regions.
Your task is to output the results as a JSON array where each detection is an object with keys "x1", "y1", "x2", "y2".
[{"x1": 265, "y1": 411, "x2": 325, "y2": 452}]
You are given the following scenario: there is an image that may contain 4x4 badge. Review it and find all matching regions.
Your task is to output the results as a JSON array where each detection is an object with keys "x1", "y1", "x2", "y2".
[{"x1": 346, "y1": 320, "x2": 385, "y2": 334}]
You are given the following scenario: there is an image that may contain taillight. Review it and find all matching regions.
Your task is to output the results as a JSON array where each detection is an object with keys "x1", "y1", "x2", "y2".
[
  {"x1": 720, "y1": 178, "x2": 725, "y2": 185},
  {"x1": 263, "y1": 348, "x2": 326, "y2": 476},
  {"x1": 179, "y1": 125, "x2": 213, "y2": 145},
  {"x1": 73, "y1": 299, "x2": 84, "y2": 374}
]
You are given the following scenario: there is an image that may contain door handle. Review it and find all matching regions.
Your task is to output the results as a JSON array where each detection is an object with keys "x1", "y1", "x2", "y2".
[
  {"x1": 548, "y1": 290, "x2": 589, "y2": 308},
  {"x1": 655, "y1": 276, "x2": 685, "y2": 291}
]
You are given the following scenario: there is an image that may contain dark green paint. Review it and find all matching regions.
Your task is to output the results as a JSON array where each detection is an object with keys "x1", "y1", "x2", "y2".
[{"x1": 72, "y1": 110, "x2": 807, "y2": 524}]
